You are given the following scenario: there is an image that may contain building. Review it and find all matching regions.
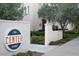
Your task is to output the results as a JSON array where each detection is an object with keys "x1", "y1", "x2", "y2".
[
  {"x1": 23, "y1": 3, "x2": 74, "y2": 31},
  {"x1": 23, "y1": 3, "x2": 43, "y2": 31}
]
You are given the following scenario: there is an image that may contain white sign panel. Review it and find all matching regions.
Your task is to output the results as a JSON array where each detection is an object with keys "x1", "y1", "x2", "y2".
[
  {"x1": 0, "y1": 21, "x2": 30, "y2": 56},
  {"x1": 5, "y1": 29, "x2": 23, "y2": 51}
]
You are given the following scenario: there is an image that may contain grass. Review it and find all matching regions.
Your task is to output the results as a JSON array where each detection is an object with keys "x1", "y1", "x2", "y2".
[{"x1": 49, "y1": 30, "x2": 79, "y2": 45}]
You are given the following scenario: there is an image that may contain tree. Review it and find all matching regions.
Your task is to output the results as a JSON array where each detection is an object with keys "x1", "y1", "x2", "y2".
[
  {"x1": 0, "y1": 3, "x2": 25, "y2": 20},
  {"x1": 68, "y1": 4, "x2": 79, "y2": 30},
  {"x1": 38, "y1": 3, "x2": 57, "y2": 22},
  {"x1": 52, "y1": 3, "x2": 79, "y2": 38},
  {"x1": 55, "y1": 4, "x2": 79, "y2": 33},
  {"x1": 38, "y1": 3, "x2": 79, "y2": 39}
]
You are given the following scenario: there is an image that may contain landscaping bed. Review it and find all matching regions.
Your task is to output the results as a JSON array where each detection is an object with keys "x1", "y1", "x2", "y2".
[
  {"x1": 31, "y1": 29, "x2": 79, "y2": 45},
  {"x1": 13, "y1": 51, "x2": 44, "y2": 56},
  {"x1": 49, "y1": 29, "x2": 79, "y2": 45},
  {"x1": 31, "y1": 31, "x2": 45, "y2": 45}
]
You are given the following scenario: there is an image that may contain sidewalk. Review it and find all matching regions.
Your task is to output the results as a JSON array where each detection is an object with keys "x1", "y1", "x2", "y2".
[
  {"x1": 29, "y1": 44, "x2": 59, "y2": 53},
  {"x1": 43, "y1": 37, "x2": 79, "y2": 56}
]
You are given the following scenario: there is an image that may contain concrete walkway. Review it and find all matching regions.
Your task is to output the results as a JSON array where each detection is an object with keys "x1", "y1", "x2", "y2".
[
  {"x1": 44, "y1": 37, "x2": 79, "y2": 56},
  {"x1": 29, "y1": 44, "x2": 59, "y2": 53}
]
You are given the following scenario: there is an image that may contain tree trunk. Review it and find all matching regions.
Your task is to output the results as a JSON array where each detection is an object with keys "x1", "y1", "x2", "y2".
[
  {"x1": 61, "y1": 25, "x2": 65, "y2": 39},
  {"x1": 62, "y1": 27, "x2": 64, "y2": 39},
  {"x1": 42, "y1": 19, "x2": 46, "y2": 31}
]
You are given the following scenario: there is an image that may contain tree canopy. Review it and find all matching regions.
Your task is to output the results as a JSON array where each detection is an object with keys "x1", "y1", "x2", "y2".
[
  {"x1": 38, "y1": 3, "x2": 79, "y2": 29},
  {"x1": 38, "y1": 3, "x2": 79, "y2": 38},
  {"x1": 55, "y1": 3, "x2": 79, "y2": 29},
  {"x1": 38, "y1": 3, "x2": 58, "y2": 22},
  {"x1": 0, "y1": 3, "x2": 25, "y2": 20}
]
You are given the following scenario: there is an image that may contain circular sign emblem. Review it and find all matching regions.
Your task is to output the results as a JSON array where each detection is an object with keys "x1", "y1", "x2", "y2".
[{"x1": 5, "y1": 29, "x2": 23, "y2": 51}]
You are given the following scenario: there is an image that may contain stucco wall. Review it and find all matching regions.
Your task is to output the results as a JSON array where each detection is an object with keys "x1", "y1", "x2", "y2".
[{"x1": 45, "y1": 23, "x2": 63, "y2": 45}]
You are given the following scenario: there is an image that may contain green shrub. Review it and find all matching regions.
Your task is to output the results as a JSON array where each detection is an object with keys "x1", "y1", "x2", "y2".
[
  {"x1": 63, "y1": 33, "x2": 70, "y2": 39},
  {"x1": 49, "y1": 38, "x2": 72, "y2": 45},
  {"x1": 31, "y1": 31, "x2": 45, "y2": 45},
  {"x1": 31, "y1": 31, "x2": 44, "y2": 36},
  {"x1": 13, "y1": 51, "x2": 32, "y2": 56},
  {"x1": 31, "y1": 36, "x2": 44, "y2": 45},
  {"x1": 26, "y1": 51, "x2": 33, "y2": 56},
  {"x1": 64, "y1": 33, "x2": 79, "y2": 39},
  {"x1": 65, "y1": 29, "x2": 79, "y2": 34}
]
